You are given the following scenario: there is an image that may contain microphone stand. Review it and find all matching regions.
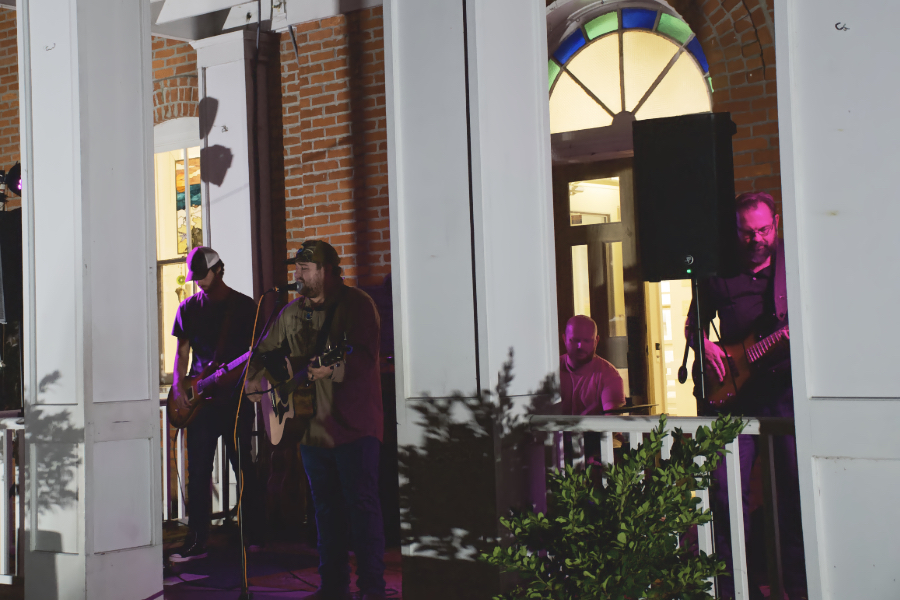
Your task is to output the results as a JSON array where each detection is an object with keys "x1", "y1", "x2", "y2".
[{"x1": 231, "y1": 285, "x2": 290, "y2": 600}]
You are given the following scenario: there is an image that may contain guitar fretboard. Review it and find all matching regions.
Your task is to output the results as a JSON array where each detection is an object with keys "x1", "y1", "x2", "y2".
[
  {"x1": 746, "y1": 327, "x2": 788, "y2": 363},
  {"x1": 200, "y1": 349, "x2": 252, "y2": 388}
]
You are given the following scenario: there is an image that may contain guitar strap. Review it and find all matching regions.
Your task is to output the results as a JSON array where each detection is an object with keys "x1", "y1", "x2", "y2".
[{"x1": 313, "y1": 289, "x2": 343, "y2": 358}]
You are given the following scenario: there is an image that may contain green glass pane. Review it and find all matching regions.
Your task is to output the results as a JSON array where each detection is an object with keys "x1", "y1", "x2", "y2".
[
  {"x1": 707, "y1": 76, "x2": 714, "y2": 93},
  {"x1": 549, "y1": 60, "x2": 561, "y2": 90},
  {"x1": 657, "y1": 13, "x2": 693, "y2": 45},
  {"x1": 585, "y1": 12, "x2": 618, "y2": 40}
]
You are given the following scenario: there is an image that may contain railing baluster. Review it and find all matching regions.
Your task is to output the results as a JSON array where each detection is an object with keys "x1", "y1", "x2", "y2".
[
  {"x1": 694, "y1": 454, "x2": 715, "y2": 594},
  {"x1": 725, "y1": 439, "x2": 750, "y2": 599},
  {"x1": 0, "y1": 430, "x2": 8, "y2": 579},
  {"x1": 572, "y1": 432, "x2": 585, "y2": 471},
  {"x1": 760, "y1": 433, "x2": 785, "y2": 600}
]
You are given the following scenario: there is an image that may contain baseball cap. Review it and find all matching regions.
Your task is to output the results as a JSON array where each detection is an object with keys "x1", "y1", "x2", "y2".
[
  {"x1": 186, "y1": 246, "x2": 221, "y2": 281},
  {"x1": 286, "y1": 240, "x2": 341, "y2": 267}
]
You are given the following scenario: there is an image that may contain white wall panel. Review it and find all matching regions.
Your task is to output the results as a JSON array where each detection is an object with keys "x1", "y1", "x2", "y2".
[
  {"x1": 815, "y1": 457, "x2": 900, "y2": 600},
  {"x1": 33, "y1": 442, "x2": 79, "y2": 554},
  {"x1": 386, "y1": 0, "x2": 477, "y2": 399},
  {"x1": 467, "y1": 0, "x2": 557, "y2": 396},
  {"x1": 786, "y1": 1, "x2": 900, "y2": 398},
  {"x1": 203, "y1": 59, "x2": 255, "y2": 299},
  {"x1": 92, "y1": 439, "x2": 152, "y2": 553},
  {"x1": 29, "y1": 0, "x2": 79, "y2": 406},
  {"x1": 82, "y1": 0, "x2": 152, "y2": 403}
]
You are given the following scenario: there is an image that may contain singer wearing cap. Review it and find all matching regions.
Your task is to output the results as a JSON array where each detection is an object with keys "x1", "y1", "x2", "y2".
[
  {"x1": 246, "y1": 240, "x2": 386, "y2": 600},
  {"x1": 169, "y1": 246, "x2": 264, "y2": 562}
]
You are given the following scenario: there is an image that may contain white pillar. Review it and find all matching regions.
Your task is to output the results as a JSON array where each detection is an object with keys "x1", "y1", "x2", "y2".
[
  {"x1": 17, "y1": 1, "x2": 163, "y2": 599},
  {"x1": 191, "y1": 30, "x2": 276, "y2": 300},
  {"x1": 386, "y1": 0, "x2": 557, "y2": 596}
]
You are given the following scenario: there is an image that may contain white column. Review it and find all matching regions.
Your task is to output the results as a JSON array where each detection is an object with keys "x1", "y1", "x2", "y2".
[
  {"x1": 776, "y1": 3, "x2": 900, "y2": 600},
  {"x1": 17, "y1": 0, "x2": 162, "y2": 599},
  {"x1": 386, "y1": 0, "x2": 556, "y2": 596},
  {"x1": 191, "y1": 30, "x2": 276, "y2": 300}
]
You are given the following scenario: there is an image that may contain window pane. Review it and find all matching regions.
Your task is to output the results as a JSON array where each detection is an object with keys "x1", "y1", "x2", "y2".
[
  {"x1": 569, "y1": 177, "x2": 621, "y2": 226},
  {"x1": 622, "y1": 32, "x2": 679, "y2": 112},
  {"x1": 657, "y1": 14, "x2": 693, "y2": 45},
  {"x1": 572, "y1": 245, "x2": 590, "y2": 318},
  {"x1": 621, "y1": 8, "x2": 657, "y2": 30},
  {"x1": 159, "y1": 262, "x2": 195, "y2": 384},
  {"x1": 549, "y1": 72, "x2": 613, "y2": 134},
  {"x1": 634, "y1": 51, "x2": 711, "y2": 121},
  {"x1": 175, "y1": 155, "x2": 203, "y2": 255},
  {"x1": 549, "y1": 60, "x2": 561, "y2": 90},
  {"x1": 567, "y1": 35, "x2": 622, "y2": 114},
  {"x1": 585, "y1": 12, "x2": 618, "y2": 40},
  {"x1": 553, "y1": 29, "x2": 587, "y2": 65},
  {"x1": 606, "y1": 242, "x2": 626, "y2": 338},
  {"x1": 685, "y1": 37, "x2": 709, "y2": 73}
]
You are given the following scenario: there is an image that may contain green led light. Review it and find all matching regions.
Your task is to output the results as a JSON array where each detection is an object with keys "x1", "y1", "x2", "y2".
[{"x1": 686, "y1": 268, "x2": 692, "y2": 274}]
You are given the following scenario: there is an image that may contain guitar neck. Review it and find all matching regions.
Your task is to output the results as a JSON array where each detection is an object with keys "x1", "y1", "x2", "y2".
[
  {"x1": 746, "y1": 327, "x2": 788, "y2": 364},
  {"x1": 199, "y1": 349, "x2": 252, "y2": 388}
]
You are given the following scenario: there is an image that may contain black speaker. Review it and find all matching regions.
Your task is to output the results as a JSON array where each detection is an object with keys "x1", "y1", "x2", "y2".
[
  {"x1": 0, "y1": 209, "x2": 22, "y2": 324},
  {"x1": 633, "y1": 112, "x2": 737, "y2": 282}
]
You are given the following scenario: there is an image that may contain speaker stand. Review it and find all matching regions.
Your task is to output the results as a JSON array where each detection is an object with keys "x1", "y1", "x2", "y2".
[{"x1": 691, "y1": 277, "x2": 707, "y2": 403}]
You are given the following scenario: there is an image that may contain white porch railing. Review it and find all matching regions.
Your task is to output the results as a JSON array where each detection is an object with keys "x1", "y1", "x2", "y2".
[
  {"x1": 159, "y1": 401, "x2": 242, "y2": 524},
  {"x1": 528, "y1": 414, "x2": 795, "y2": 600}
]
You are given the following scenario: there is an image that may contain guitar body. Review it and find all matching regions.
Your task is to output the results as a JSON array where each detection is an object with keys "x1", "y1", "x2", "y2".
[
  {"x1": 258, "y1": 340, "x2": 351, "y2": 445},
  {"x1": 166, "y1": 362, "x2": 244, "y2": 429},
  {"x1": 703, "y1": 333, "x2": 755, "y2": 410},
  {"x1": 702, "y1": 326, "x2": 789, "y2": 411}
]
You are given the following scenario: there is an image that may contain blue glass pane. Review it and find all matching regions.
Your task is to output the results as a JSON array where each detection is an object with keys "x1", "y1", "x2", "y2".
[
  {"x1": 686, "y1": 37, "x2": 709, "y2": 74},
  {"x1": 553, "y1": 30, "x2": 586, "y2": 65},
  {"x1": 622, "y1": 8, "x2": 657, "y2": 30}
]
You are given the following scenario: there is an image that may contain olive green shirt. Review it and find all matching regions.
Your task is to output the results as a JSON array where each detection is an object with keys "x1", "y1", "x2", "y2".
[{"x1": 248, "y1": 283, "x2": 383, "y2": 447}]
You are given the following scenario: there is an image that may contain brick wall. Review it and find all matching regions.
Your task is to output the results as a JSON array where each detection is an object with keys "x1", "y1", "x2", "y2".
[
  {"x1": 152, "y1": 37, "x2": 199, "y2": 125},
  {"x1": 274, "y1": 7, "x2": 389, "y2": 287},
  {"x1": 671, "y1": 0, "x2": 783, "y2": 213},
  {"x1": 0, "y1": 8, "x2": 18, "y2": 210}
]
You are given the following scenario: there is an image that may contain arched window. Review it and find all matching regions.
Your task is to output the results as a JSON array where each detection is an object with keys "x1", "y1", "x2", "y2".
[{"x1": 548, "y1": 7, "x2": 712, "y2": 135}]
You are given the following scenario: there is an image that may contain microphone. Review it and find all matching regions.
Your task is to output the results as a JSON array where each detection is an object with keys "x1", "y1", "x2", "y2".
[{"x1": 266, "y1": 282, "x2": 299, "y2": 294}]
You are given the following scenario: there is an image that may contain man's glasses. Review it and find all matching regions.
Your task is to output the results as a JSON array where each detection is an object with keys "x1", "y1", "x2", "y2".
[{"x1": 739, "y1": 222, "x2": 775, "y2": 241}]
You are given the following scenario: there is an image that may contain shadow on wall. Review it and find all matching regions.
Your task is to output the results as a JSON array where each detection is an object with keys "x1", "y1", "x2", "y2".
[
  {"x1": 198, "y1": 96, "x2": 234, "y2": 187},
  {"x1": 398, "y1": 351, "x2": 560, "y2": 599},
  {"x1": 23, "y1": 371, "x2": 85, "y2": 598}
]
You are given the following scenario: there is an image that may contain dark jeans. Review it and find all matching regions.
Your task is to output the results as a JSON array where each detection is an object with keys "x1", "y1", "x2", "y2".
[
  {"x1": 710, "y1": 379, "x2": 807, "y2": 600},
  {"x1": 186, "y1": 399, "x2": 261, "y2": 542},
  {"x1": 302, "y1": 436, "x2": 386, "y2": 596}
]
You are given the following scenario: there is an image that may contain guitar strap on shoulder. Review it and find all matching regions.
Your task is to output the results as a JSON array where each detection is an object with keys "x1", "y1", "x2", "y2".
[{"x1": 314, "y1": 292, "x2": 342, "y2": 357}]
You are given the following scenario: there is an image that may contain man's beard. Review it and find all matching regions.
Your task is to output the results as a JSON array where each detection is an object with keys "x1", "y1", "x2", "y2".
[
  {"x1": 745, "y1": 239, "x2": 774, "y2": 266},
  {"x1": 299, "y1": 279, "x2": 322, "y2": 297}
]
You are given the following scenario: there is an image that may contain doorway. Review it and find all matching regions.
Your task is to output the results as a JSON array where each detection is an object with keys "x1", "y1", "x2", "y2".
[{"x1": 553, "y1": 159, "x2": 697, "y2": 416}]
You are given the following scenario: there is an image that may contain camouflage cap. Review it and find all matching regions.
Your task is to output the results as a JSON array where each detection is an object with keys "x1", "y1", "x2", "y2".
[{"x1": 287, "y1": 239, "x2": 341, "y2": 267}]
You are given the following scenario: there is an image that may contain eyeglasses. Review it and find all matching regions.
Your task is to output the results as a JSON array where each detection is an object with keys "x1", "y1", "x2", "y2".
[{"x1": 738, "y1": 222, "x2": 775, "y2": 241}]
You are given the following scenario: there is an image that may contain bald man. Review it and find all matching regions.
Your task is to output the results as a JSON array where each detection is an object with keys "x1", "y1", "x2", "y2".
[{"x1": 559, "y1": 315, "x2": 626, "y2": 415}]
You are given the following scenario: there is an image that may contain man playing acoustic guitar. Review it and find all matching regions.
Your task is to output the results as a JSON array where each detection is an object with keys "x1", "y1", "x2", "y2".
[
  {"x1": 685, "y1": 192, "x2": 806, "y2": 600},
  {"x1": 246, "y1": 240, "x2": 386, "y2": 600},
  {"x1": 169, "y1": 246, "x2": 263, "y2": 562}
]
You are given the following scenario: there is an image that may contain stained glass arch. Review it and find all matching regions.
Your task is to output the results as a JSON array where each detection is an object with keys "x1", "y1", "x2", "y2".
[{"x1": 548, "y1": 6, "x2": 712, "y2": 135}]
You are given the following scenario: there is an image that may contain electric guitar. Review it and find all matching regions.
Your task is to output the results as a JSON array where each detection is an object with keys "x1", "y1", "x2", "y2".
[
  {"x1": 704, "y1": 326, "x2": 789, "y2": 410},
  {"x1": 167, "y1": 349, "x2": 252, "y2": 429},
  {"x1": 259, "y1": 338, "x2": 352, "y2": 445}
]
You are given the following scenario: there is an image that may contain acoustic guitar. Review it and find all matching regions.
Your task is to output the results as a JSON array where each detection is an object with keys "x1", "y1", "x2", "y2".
[
  {"x1": 166, "y1": 349, "x2": 252, "y2": 429},
  {"x1": 259, "y1": 338, "x2": 352, "y2": 445},
  {"x1": 704, "y1": 326, "x2": 789, "y2": 410}
]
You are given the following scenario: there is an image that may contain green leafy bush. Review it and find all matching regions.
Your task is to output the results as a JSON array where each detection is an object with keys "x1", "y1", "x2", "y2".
[{"x1": 483, "y1": 415, "x2": 745, "y2": 600}]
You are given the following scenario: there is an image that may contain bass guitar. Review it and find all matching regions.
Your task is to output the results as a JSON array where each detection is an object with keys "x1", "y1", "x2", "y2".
[
  {"x1": 167, "y1": 349, "x2": 252, "y2": 429},
  {"x1": 704, "y1": 326, "x2": 789, "y2": 410},
  {"x1": 259, "y1": 338, "x2": 352, "y2": 445}
]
